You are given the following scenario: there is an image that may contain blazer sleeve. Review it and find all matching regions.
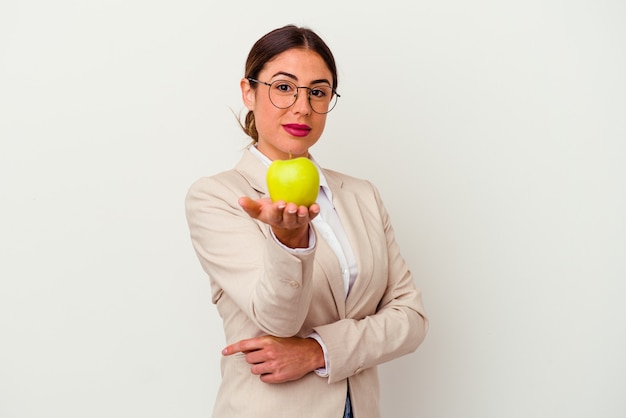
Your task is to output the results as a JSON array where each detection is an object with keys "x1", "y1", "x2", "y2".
[
  {"x1": 185, "y1": 173, "x2": 317, "y2": 337},
  {"x1": 313, "y1": 182, "x2": 429, "y2": 383}
]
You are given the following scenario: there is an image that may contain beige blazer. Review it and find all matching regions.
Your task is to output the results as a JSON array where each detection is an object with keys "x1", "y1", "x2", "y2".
[{"x1": 185, "y1": 149, "x2": 428, "y2": 418}]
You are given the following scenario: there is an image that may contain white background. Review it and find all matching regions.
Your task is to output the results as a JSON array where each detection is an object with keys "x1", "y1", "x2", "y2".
[{"x1": 1, "y1": 1, "x2": 625, "y2": 417}]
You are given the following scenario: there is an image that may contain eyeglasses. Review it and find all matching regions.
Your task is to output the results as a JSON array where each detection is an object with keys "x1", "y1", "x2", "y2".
[{"x1": 247, "y1": 78, "x2": 340, "y2": 114}]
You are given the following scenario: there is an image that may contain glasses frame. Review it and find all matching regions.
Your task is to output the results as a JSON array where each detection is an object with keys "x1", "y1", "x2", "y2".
[{"x1": 247, "y1": 77, "x2": 340, "y2": 114}]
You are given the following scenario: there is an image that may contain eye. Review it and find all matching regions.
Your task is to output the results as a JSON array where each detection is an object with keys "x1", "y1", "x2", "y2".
[
  {"x1": 272, "y1": 81, "x2": 295, "y2": 94},
  {"x1": 310, "y1": 87, "x2": 330, "y2": 99}
]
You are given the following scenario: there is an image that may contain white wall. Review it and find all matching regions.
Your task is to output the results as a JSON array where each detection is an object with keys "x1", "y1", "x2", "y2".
[{"x1": 1, "y1": 1, "x2": 624, "y2": 417}]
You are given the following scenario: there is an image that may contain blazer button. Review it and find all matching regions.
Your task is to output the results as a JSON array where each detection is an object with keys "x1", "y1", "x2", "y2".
[{"x1": 289, "y1": 281, "x2": 300, "y2": 288}]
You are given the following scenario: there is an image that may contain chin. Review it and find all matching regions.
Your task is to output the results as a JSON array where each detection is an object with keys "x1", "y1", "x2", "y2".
[{"x1": 279, "y1": 141, "x2": 311, "y2": 156}]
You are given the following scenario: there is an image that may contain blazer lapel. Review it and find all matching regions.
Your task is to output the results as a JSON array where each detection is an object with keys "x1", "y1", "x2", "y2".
[
  {"x1": 311, "y1": 236, "x2": 347, "y2": 318},
  {"x1": 235, "y1": 148, "x2": 269, "y2": 197}
]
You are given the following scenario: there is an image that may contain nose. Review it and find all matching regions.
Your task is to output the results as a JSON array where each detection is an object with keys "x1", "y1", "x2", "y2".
[{"x1": 291, "y1": 87, "x2": 311, "y2": 114}]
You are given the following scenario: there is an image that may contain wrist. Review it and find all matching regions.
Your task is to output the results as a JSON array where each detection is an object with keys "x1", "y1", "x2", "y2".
[
  {"x1": 272, "y1": 224, "x2": 310, "y2": 248},
  {"x1": 306, "y1": 337, "x2": 326, "y2": 371}
]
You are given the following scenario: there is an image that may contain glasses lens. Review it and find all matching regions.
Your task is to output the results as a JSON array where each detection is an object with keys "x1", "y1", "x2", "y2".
[
  {"x1": 309, "y1": 86, "x2": 337, "y2": 114},
  {"x1": 267, "y1": 80, "x2": 338, "y2": 114},
  {"x1": 268, "y1": 80, "x2": 298, "y2": 109}
]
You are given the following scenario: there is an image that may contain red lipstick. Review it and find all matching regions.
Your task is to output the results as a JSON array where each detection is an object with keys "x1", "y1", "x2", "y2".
[{"x1": 283, "y1": 124, "x2": 311, "y2": 137}]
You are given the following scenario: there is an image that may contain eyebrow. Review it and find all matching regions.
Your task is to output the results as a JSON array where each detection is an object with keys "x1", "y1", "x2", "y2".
[{"x1": 270, "y1": 71, "x2": 331, "y2": 86}]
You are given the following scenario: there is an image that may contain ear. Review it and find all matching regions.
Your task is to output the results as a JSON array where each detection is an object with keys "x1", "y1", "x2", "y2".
[{"x1": 241, "y1": 78, "x2": 255, "y2": 111}]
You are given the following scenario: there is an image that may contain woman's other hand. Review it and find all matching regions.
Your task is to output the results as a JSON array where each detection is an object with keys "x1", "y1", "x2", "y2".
[{"x1": 222, "y1": 335, "x2": 325, "y2": 384}]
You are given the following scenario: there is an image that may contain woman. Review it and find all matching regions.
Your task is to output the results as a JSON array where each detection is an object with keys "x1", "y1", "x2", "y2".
[{"x1": 185, "y1": 24, "x2": 428, "y2": 418}]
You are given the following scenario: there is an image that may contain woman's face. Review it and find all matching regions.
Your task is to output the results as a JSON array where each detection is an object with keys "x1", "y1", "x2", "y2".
[{"x1": 241, "y1": 48, "x2": 334, "y2": 160}]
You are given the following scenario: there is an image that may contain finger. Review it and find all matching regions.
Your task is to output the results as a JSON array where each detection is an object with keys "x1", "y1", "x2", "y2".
[
  {"x1": 283, "y1": 202, "x2": 298, "y2": 216},
  {"x1": 294, "y1": 203, "x2": 319, "y2": 223},
  {"x1": 309, "y1": 203, "x2": 320, "y2": 217},
  {"x1": 270, "y1": 201, "x2": 287, "y2": 223},
  {"x1": 259, "y1": 370, "x2": 297, "y2": 384},
  {"x1": 250, "y1": 362, "x2": 273, "y2": 376},
  {"x1": 296, "y1": 205, "x2": 309, "y2": 219},
  {"x1": 222, "y1": 338, "x2": 262, "y2": 356},
  {"x1": 259, "y1": 373, "x2": 281, "y2": 384},
  {"x1": 270, "y1": 202, "x2": 296, "y2": 227},
  {"x1": 272, "y1": 200, "x2": 287, "y2": 211},
  {"x1": 238, "y1": 196, "x2": 262, "y2": 217},
  {"x1": 244, "y1": 350, "x2": 268, "y2": 365}
]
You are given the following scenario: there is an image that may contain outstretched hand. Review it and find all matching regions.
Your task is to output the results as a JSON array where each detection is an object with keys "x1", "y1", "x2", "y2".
[
  {"x1": 222, "y1": 335, "x2": 325, "y2": 384},
  {"x1": 238, "y1": 196, "x2": 320, "y2": 248}
]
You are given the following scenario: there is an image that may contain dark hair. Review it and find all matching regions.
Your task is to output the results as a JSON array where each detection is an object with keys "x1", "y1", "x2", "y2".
[{"x1": 240, "y1": 25, "x2": 338, "y2": 143}]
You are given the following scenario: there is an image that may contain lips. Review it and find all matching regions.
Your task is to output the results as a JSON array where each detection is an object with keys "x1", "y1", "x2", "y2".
[{"x1": 283, "y1": 123, "x2": 312, "y2": 137}]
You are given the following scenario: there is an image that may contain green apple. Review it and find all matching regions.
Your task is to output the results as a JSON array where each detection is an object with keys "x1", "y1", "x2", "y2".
[{"x1": 266, "y1": 157, "x2": 320, "y2": 207}]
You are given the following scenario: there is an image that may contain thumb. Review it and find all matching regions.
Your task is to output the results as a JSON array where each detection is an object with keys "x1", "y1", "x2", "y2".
[{"x1": 238, "y1": 196, "x2": 261, "y2": 217}]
